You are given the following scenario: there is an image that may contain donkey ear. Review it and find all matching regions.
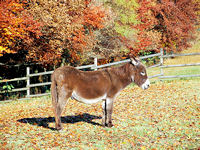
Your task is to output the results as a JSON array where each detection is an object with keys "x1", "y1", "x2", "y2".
[{"x1": 130, "y1": 57, "x2": 139, "y2": 66}]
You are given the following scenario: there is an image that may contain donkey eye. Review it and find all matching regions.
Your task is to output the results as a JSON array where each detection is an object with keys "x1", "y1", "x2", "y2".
[{"x1": 140, "y1": 72, "x2": 145, "y2": 76}]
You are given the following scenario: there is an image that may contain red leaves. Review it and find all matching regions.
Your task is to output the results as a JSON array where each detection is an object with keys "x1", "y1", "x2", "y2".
[
  {"x1": 1, "y1": 0, "x2": 107, "y2": 65},
  {"x1": 66, "y1": 3, "x2": 107, "y2": 64},
  {"x1": 0, "y1": 0, "x2": 43, "y2": 55},
  {"x1": 128, "y1": 0, "x2": 199, "y2": 55},
  {"x1": 83, "y1": 5, "x2": 105, "y2": 29},
  {"x1": 130, "y1": 0, "x2": 158, "y2": 54},
  {"x1": 0, "y1": 0, "x2": 199, "y2": 64},
  {"x1": 151, "y1": 0, "x2": 199, "y2": 51}
]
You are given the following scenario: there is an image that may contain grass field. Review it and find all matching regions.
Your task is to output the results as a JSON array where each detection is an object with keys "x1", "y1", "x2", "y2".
[
  {"x1": 0, "y1": 79, "x2": 200, "y2": 149},
  {"x1": 0, "y1": 37, "x2": 200, "y2": 149}
]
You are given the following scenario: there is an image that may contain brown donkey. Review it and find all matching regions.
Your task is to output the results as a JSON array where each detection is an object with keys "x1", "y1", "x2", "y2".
[{"x1": 51, "y1": 57, "x2": 150, "y2": 130}]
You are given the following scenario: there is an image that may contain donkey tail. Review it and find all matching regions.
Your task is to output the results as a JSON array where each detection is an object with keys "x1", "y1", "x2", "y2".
[{"x1": 51, "y1": 73, "x2": 58, "y2": 110}]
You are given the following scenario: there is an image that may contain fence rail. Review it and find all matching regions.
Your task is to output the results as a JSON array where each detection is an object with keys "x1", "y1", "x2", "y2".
[
  {"x1": 159, "y1": 51, "x2": 200, "y2": 79},
  {"x1": 0, "y1": 48, "x2": 199, "y2": 100},
  {"x1": 28, "y1": 71, "x2": 53, "y2": 77},
  {"x1": 159, "y1": 74, "x2": 200, "y2": 79},
  {"x1": 161, "y1": 63, "x2": 200, "y2": 68},
  {"x1": 162, "y1": 52, "x2": 200, "y2": 58},
  {"x1": 0, "y1": 77, "x2": 27, "y2": 83}
]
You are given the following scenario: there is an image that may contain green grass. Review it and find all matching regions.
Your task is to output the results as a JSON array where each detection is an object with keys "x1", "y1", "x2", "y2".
[
  {"x1": 0, "y1": 79, "x2": 200, "y2": 149},
  {"x1": 147, "y1": 66, "x2": 200, "y2": 80},
  {"x1": 164, "y1": 66, "x2": 200, "y2": 76}
]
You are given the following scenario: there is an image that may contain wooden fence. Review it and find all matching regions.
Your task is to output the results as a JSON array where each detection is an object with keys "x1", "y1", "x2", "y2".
[{"x1": 0, "y1": 48, "x2": 200, "y2": 100}]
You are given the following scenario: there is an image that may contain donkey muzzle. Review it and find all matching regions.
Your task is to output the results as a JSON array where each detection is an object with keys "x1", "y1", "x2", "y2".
[{"x1": 141, "y1": 79, "x2": 150, "y2": 90}]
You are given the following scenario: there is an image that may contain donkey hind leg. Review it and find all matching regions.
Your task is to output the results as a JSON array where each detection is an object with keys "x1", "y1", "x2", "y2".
[
  {"x1": 54, "y1": 90, "x2": 71, "y2": 130},
  {"x1": 102, "y1": 98, "x2": 114, "y2": 127}
]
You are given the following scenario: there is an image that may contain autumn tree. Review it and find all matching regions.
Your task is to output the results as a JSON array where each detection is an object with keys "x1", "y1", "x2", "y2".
[
  {"x1": 0, "y1": 0, "x2": 42, "y2": 57},
  {"x1": 131, "y1": 0, "x2": 160, "y2": 55},
  {"x1": 88, "y1": 0, "x2": 140, "y2": 60},
  {"x1": 1, "y1": 0, "x2": 198, "y2": 66},
  {"x1": 26, "y1": 0, "x2": 108, "y2": 65},
  {"x1": 105, "y1": 0, "x2": 199, "y2": 56},
  {"x1": 134, "y1": 0, "x2": 200, "y2": 54},
  {"x1": 152, "y1": 0, "x2": 199, "y2": 52}
]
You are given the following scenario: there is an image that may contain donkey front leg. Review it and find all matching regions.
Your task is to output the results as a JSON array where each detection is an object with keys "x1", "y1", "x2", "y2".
[
  {"x1": 102, "y1": 100, "x2": 107, "y2": 126},
  {"x1": 102, "y1": 98, "x2": 114, "y2": 127}
]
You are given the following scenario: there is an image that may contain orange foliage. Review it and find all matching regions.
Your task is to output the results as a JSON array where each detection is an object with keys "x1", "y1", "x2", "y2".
[
  {"x1": 133, "y1": 0, "x2": 199, "y2": 54},
  {"x1": 0, "y1": 0, "x2": 43, "y2": 56},
  {"x1": 126, "y1": 0, "x2": 199, "y2": 56},
  {"x1": 66, "y1": 3, "x2": 106, "y2": 64},
  {"x1": 130, "y1": 0, "x2": 159, "y2": 55},
  {"x1": 152, "y1": 0, "x2": 199, "y2": 52},
  {"x1": 83, "y1": 5, "x2": 105, "y2": 29},
  {"x1": 25, "y1": 0, "x2": 107, "y2": 65}
]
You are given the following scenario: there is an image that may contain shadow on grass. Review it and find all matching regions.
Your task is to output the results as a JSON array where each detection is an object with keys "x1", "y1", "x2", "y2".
[{"x1": 17, "y1": 113, "x2": 102, "y2": 130}]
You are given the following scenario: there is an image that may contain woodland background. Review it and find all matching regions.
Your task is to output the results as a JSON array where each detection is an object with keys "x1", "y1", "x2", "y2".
[
  {"x1": 0, "y1": 0, "x2": 199, "y2": 92},
  {"x1": 1, "y1": 0, "x2": 199, "y2": 65}
]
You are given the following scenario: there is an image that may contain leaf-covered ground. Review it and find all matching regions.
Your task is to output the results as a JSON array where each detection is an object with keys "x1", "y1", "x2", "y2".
[{"x1": 0, "y1": 79, "x2": 200, "y2": 149}]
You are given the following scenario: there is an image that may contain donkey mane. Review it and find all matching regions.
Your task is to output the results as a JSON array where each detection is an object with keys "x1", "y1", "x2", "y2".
[{"x1": 110, "y1": 63, "x2": 131, "y2": 77}]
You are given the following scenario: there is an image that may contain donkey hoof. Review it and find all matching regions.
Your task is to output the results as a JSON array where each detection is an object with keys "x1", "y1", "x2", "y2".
[
  {"x1": 107, "y1": 123, "x2": 114, "y2": 127},
  {"x1": 56, "y1": 125, "x2": 63, "y2": 131},
  {"x1": 102, "y1": 123, "x2": 106, "y2": 127},
  {"x1": 103, "y1": 123, "x2": 113, "y2": 127}
]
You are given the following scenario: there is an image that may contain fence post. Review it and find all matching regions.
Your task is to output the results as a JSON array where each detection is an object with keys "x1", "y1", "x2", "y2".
[
  {"x1": 26, "y1": 67, "x2": 30, "y2": 97},
  {"x1": 160, "y1": 48, "x2": 164, "y2": 76},
  {"x1": 94, "y1": 57, "x2": 98, "y2": 70}
]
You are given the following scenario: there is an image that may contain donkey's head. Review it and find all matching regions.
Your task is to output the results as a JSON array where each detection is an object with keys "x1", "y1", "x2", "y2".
[{"x1": 129, "y1": 57, "x2": 150, "y2": 90}]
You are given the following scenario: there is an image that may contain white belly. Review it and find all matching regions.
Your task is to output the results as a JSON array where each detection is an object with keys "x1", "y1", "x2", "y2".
[{"x1": 71, "y1": 91, "x2": 107, "y2": 104}]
